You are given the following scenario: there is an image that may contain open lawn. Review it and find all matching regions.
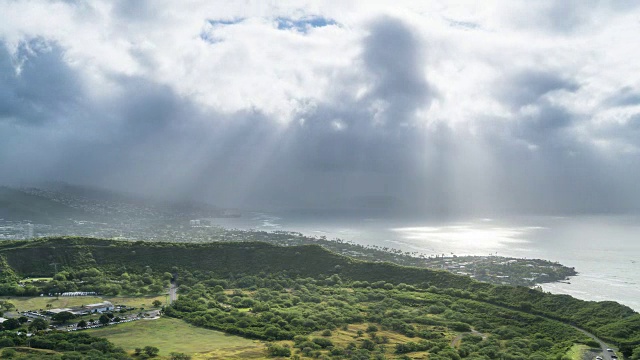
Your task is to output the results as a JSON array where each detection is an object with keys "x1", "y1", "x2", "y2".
[
  {"x1": 87, "y1": 317, "x2": 266, "y2": 359},
  {"x1": 21, "y1": 277, "x2": 53, "y2": 283},
  {"x1": 1, "y1": 295, "x2": 167, "y2": 312},
  {"x1": 566, "y1": 344, "x2": 590, "y2": 360}
]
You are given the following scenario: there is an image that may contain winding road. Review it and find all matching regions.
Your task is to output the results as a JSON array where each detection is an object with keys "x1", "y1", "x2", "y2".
[{"x1": 571, "y1": 326, "x2": 618, "y2": 360}]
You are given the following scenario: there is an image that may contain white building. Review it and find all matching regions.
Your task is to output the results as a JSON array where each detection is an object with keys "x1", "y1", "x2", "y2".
[{"x1": 83, "y1": 301, "x2": 114, "y2": 314}]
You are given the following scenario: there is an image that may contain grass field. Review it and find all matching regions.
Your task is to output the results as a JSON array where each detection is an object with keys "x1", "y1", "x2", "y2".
[
  {"x1": 21, "y1": 277, "x2": 53, "y2": 283},
  {"x1": 87, "y1": 317, "x2": 266, "y2": 359},
  {"x1": 566, "y1": 344, "x2": 589, "y2": 360},
  {"x1": 1, "y1": 295, "x2": 167, "y2": 312}
]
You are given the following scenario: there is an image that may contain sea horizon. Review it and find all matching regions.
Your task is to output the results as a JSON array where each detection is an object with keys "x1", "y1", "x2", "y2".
[{"x1": 210, "y1": 212, "x2": 640, "y2": 312}]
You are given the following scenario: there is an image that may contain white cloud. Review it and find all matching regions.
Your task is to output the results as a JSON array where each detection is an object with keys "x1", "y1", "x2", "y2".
[{"x1": 2, "y1": 0, "x2": 640, "y2": 213}]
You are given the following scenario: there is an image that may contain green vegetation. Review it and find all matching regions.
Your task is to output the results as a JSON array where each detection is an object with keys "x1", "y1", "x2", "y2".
[
  {"x1": 0, "y1": 331, "x2": 128, "y2": 359},
  {"x1": 165, "y1": 271, "x2": 598, "y2": 359},
  {"x1": 565, "y1": 344, "x2": 589, "y2": 360},
  {"x1": 0, "y1": 237, "x2": 638, "y2": 358},
  {"x1": 87, "y1": 317, "x2": 263, "y2": 358}
]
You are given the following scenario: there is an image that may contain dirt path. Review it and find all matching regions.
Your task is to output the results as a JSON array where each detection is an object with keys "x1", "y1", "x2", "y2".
[{"x1": 450, "y1": 329, "x2": 485, "y2": 348}]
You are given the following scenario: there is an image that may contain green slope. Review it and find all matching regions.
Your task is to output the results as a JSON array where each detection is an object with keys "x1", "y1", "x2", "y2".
[{"x1": 0, "y1": 237, "x2": 637, "y2": 350}]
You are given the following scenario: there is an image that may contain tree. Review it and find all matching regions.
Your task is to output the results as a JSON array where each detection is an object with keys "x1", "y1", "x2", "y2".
[
  {"x1": 360, "y1": 339, "x2": 376, "y2": 351},
  {"x1": 77, "y1": 320, "x2": 88, "y2": 328},
  {"x1": 98, "y1": 314, "x2": 110, "y2": 325},
  {"x1": 52, "y1": 311, "x2": 76, "y2": 324},
  {"x1": 0, "y1": 301, "x2": 15, "y2": 312},
  {"x1": 144, "y1": 346, "x2": 160, "y2": 357},
  {"x1": 152, "y1": 300, "x2": 162, "y2": 308},
  {"x1": 28, "y1": 318, "x2": 49, "y2": 331},
  {"x1": 170, "y1": 353, "x2": 192, "y2": 360},
  {"x1": 1, "y1": 318, "x2": 20, "y2": 330}
]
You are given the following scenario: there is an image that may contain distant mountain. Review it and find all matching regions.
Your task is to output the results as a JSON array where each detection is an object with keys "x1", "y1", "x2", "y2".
[
  {"x1": 16, "y1": 182, "x2": 231, "y2": 220},
  {"x1": 0, "y1": 186, "x2": 90, "y2": 224}
]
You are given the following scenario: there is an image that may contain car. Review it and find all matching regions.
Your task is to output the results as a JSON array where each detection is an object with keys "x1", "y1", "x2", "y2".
[
  {"x1": 611, "y1": 356, "x2": 618, "y2": 359},
  {"x1": 595, "y1": 356, "x2": 603, "y2": 360},
  {"x1": 607, "y1": 349, "x2": 613, "y2": 352}
]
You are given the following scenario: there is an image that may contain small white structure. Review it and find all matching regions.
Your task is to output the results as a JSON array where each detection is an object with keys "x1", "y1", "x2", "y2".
[
  {"x1": 48, "y1": 308, "x2": 74, "y2": 314},
  {"x1": 83, "y1": 301, "x2": 114, "y2": 313},
  {"x1": 0, "y1": 318, "x2": 7, "y2": 323},
  {"x1": 60, "y1": 291, "x2": 97, "y2": 297}
]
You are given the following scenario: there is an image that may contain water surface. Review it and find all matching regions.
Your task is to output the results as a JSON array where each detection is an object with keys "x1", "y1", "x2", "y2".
[{"x1": 212, "y1": 213, "x2": 640, "y2": 311}]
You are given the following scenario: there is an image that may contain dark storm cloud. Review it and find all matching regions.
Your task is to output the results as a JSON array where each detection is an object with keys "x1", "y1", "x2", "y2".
[
  {"x1": 0, "y1": 39, "x2": 84, "y2": 125},
  {"x1": 512, "y1": 102, "x2": 576, "y2": 146},
  {"x1": 496, "y1": 70, "x2": 578, "y2": 109},
  {"x1": 361, "y1": 16, "x2": 432, "y2": 125}
]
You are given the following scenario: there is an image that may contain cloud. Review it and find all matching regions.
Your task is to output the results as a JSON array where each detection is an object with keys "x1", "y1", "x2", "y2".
[
  {"x1": 0, "y1": 39, "x2": 84, "y2": 126},
  {"x1": 496, "y1": 70, "x2": 579, "y2": 110},
  {"x1": 1, "y1": 1, "x2": 640, "y2": 216},
  {"x1": 361, "y1": 16, "x2": 432, "y2": 125}
]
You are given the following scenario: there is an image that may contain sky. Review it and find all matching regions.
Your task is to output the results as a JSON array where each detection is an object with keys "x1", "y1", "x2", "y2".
[{"x1": 1, "y1": 0, "x2": 640, "y2": 216}]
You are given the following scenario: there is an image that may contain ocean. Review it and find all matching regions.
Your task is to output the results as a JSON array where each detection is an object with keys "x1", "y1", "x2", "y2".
[{"x1": 210, "y1": 213, "x2": 640, "y2": 311}]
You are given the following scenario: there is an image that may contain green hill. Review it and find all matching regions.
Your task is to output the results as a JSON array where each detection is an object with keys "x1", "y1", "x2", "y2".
[{"x1": 0, "y1": 237, "x2": 637, "y2": 351}]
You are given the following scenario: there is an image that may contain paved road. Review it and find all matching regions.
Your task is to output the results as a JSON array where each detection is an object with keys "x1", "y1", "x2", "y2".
[
  {"x1": 444, "y1": 301, "x2": 620, "y2": 360},
  {"x1": 169, "y1": 281, "x2": 177, "y2": 303},
  {"x1": 572, "y1": 326, "x2": 618, "y2": 360}
]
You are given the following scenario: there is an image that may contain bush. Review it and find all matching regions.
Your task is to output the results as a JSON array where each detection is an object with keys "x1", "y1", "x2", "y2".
[
  {"x1": 0, "y1": 339, "x2": 14, "y2": 348},
  {"x1": 0, "y1": 349, "x2": 16, "y2": 359},
  {"x1": 144, "y1": 346, "x2": 160, "y2": 357},
  {"x1": 170, "y1": 352, "x2": 192, "y2": 360},
  {"x1": 312, "y1": 338, "x2": 334, "y2": 348},
  {"x1": 267, "y1": 344, "x2": 291, "y2": 357}
]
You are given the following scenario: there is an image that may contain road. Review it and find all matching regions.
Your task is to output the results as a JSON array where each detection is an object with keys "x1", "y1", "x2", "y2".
[
  {"x1": 169, "y1": 281, "x2": 177, "y2": 304},
  {"x1": 571, "y1": 325, "x2": 618, "y2": 360},
  {"x1": 445, "y1": 303, "x2": 620, "y2": 360}
]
